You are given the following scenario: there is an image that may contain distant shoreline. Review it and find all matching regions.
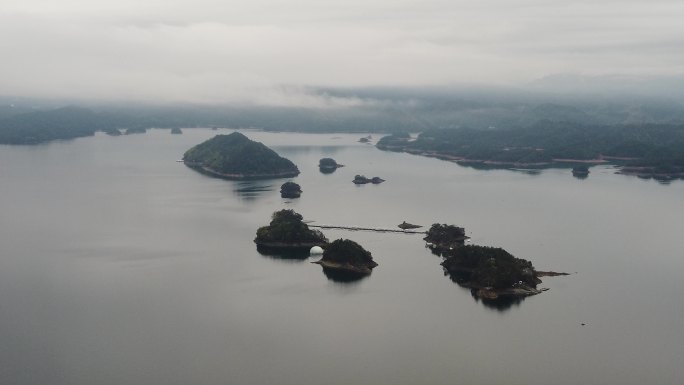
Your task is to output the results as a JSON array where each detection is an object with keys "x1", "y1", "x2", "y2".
[{"x1": 379, "y1": 146, "x2": 683, "y2": 180}]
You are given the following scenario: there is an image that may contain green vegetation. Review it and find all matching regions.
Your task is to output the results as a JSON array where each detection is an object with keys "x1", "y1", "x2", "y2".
[
  {"x1": 0, "y1": 107, "x2": 104, "y2": 144},
  {"x1": 280, "y1": 181, "x2": 302, "y2": 198},
  {"x1": 424, "y1": 223, "x2": 467, "y2": 253},
  {"x1": 375, "y1": 132, "x2": 411, "y2": 150},
  {"x1": 183, "y1": 132, "x2": 300, "y2": 179},
  {"x1": 319, "y1": 158, "x2": 343, "y2": 174},
  {"x1": 171, "y1": 127, "x2": 183, "y2": 134},
  {"x1": 572, "y1": 165, "x2": 590, "y2": 178},
  {"x1": 316, "y1": 239, "x2": 378, "y2": 274},
  {"x1": 424, "y1": 223, "x2": 550, "y2": 299},
  {"x1": 377, "y1": 123, "x2": 684, "y2": 177},
  {"x1": 440, "y1": 245, "x2": 539, "y2": 290},
  {"x1": 319, "y1": 158, "x2": 340, "y2": 170},
  {"x1": 255, "y1": 209, "x2": 328, "y2": 248}
]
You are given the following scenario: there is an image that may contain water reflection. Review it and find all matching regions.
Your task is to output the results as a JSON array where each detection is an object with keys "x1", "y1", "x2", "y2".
[
  {"x1": 654, "y1": 176, "x2": 675, "y2": 185},
  {"x1": 443, "y1": 266, "x2": 527, "y2": 313},
  {"x1": 469, "y1": 290, "x2": 526, "y2": 312},
  {"x1": 510, "y1": 168, "x2": 542, "y2": 175},
  {"x1": 319, "y1": 266, "x2": 370, "y2": 284},
  {"x1": 633, "y1": 174, "x2": 677, "y2": 185},
  {"x1": 233, "y1": 181, "x2": 275, "y2": 200},
  {"x1": 456, "y1": 162, "x2": 543, "y2": 175},
  {"x1": 256, "y1": 245, "x2": 311, "y2": 262}
]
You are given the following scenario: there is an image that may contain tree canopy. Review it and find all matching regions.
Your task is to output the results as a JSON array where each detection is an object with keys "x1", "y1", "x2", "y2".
[
  {"x1": 255, "y1": 209, "x2": 327, "y2": 244},
  {"x1": 377, "y1": 122, "x2": 684, "y2": 172},
  {"x1": 321, "y1": 239, "x2": 376, "y2": 268},
  {"x1": 183, "y1": 132, "x2": 299, "y2": 177},
  {"x1": 441, "y1": 245, "x2": 538, "y2": 290}
]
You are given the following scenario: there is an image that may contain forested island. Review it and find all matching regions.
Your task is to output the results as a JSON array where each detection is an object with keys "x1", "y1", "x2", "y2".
[
  {"x1": 424, "y1": 223, "x2": 468, "y2": 252},
  {"x1": 377, "y1": 123, "x2": 684, "y2": 179},
  {"x1": 183, "y1": 132, "x2": 300, "y2": 179},
  {"x1": 254, "y1": 209, "x2": 328, "y2": 251},
  {"x1": 353, "y1": 175, "x2": 385, "y2": 184},
  {"x1": 319, "y1": 158, "x2": 343, "y2": 173},
  {"x1": 280, "y1": 181, "x2": 302, "y2": 198},
  {"x1": 313, "y1": 239, "x2": 378, "y2": 275},
  {"x1": 440, "y1": 245, "x2": 545, "y2": 299},
  {"x1": 424, "y1": 223, "x2": 557, "y2": 299}
]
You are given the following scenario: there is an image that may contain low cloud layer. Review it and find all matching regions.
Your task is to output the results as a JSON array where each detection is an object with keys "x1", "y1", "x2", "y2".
[{"x1": 2, "y1": 0, "x2": 683, "y2": 105}]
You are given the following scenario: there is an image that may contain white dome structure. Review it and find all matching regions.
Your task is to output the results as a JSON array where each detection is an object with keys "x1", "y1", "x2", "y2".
[{"x1": 309, "y1": 246, "x2": 324, "y2": 255}]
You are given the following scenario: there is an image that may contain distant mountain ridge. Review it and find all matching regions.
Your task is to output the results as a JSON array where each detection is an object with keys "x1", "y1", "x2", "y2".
[{"x1": 2, "y1": 86, "x2": 684, "y2": 144}]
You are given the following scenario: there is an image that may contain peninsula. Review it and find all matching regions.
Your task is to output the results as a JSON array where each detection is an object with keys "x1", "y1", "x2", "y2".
[
  {"x1": 183, "y1": 132, "x2": 300, "y2": 179},
  {"x1": 377, "y1": 123, "x2": 684, "y2": 180}
]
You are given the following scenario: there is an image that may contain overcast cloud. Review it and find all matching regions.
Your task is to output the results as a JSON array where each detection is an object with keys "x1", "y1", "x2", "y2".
[{"x1": 1, "y1": 0, "x2": 683, "y2": 105}]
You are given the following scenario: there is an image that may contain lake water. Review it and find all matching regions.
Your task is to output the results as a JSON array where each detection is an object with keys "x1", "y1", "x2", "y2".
[{"x1": 1, "y1": 129, "x2": 683, "y2": 385}]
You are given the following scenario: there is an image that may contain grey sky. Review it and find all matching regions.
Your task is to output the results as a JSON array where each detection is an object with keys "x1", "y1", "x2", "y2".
[{"x1": 1, "y1": 0, "x2": 683, "y2": 104}]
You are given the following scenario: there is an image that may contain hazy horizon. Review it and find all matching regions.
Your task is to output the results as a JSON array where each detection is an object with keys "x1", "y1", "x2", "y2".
[{"x1": 2, "y1": 0, "x2": 684, "y2": 106}]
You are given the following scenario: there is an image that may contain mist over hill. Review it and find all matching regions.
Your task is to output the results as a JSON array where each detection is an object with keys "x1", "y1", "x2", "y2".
[{"x1": 2, "y1": 84, "x2": 684, "y2": 145}]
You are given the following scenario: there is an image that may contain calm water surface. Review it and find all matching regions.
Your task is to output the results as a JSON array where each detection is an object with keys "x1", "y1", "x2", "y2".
[{"x1": 1, "y1": 129, "x2": 683, "y2": 385}]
